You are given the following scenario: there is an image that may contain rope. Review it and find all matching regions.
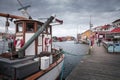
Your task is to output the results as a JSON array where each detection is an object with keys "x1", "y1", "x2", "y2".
[
  {"x1": 60, "y1": 50, "x2": 86, "y2": 80},
  {"x1": 61, "y1": 50, "x2": 85, "y2": 56}
]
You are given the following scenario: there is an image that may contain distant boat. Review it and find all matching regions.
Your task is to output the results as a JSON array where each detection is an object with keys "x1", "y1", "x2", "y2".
[{"x1": 74, "y1": 39, "x2": 79, "y2": 44}]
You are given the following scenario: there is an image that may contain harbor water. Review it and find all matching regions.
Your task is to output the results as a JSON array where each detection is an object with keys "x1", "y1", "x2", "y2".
[
  {"x1": 0, "y1": 41, "x2": 89, "y2": 79},
  {"x1": 53, "y1": 41, "x2": 89, "y2": 79}
]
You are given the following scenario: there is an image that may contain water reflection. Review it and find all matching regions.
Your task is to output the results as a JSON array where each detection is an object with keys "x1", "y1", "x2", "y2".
[
  {"x1": 0, "y1": 40, "x2": 89, "y2": 79},
  {"x1": 53, "y1": 41, "x2": 89, "y2": 79}
]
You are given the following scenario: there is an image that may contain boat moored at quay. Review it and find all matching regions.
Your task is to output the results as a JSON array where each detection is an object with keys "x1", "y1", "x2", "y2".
[{"x1": 0, "y1": 13, "x2": 64, "y2": 80}]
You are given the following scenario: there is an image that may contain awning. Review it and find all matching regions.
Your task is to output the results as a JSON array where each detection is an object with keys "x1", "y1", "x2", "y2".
[{"x1": 111, "y1": 27, "x2": 120, "y2": 33}]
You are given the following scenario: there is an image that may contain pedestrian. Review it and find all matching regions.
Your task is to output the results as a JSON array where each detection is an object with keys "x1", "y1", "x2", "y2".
[
  {"x1": 88, "y1": 38, "x2": 94, "y2": 54},
  {"x1": 98, "y1": 38, "x2": 101, "y2": 47},
  {"x1": 96, "y1": 39, "x2": 99, "y2": 46}
]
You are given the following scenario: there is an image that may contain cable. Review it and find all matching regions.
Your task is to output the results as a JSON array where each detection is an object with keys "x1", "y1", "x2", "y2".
[{"x1": 61, "y1": 50, "x2": 85, "y2": 56}]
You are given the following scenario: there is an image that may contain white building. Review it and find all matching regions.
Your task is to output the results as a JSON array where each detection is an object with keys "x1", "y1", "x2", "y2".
[{"x1": 112, "y1": 19, "x2": 120, "y2": 27}]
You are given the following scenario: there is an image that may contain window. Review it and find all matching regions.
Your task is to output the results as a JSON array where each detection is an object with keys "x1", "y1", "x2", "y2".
[
  {"x1": 17, "y1": 23, "x2": 23, "y2": 32},
  {"x1": 26, "y1": 23, "x2": 34, "y2": 32},
  {"x1": 37, "y1": 23, "x2": 42, "y2": 30},
  {"x1": 38, "y1": 34, "x2": 42, "y2": 45},
  {"x1": 47, "y1": 27, "x2": 51, "y2": 34}
]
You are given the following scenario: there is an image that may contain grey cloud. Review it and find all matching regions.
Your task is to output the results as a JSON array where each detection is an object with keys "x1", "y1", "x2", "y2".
[{"x1": 0, "y1": 0, "x2": 120, "y2": 36}]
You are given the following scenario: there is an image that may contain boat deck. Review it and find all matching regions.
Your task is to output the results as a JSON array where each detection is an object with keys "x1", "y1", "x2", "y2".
[
  {"x1": 0, "y1": 50, "x2": 63, "y2": 80},
  {"x1": 66, "y1": 44, "x2": 120, "y2": 80}
]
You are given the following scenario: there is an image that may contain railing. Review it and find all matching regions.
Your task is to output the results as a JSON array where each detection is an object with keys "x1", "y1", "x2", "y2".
[{"x1": 102, "y1": 40, "x2": 120, "y2": 53}]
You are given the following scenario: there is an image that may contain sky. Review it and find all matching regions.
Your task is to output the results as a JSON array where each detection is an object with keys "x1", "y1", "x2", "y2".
[{"x1": 0, "y1": 0, "x2": 120, "y2": 37}]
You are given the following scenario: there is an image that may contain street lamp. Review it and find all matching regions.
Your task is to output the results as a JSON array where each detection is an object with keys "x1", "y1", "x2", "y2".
[{"x1": 88, "y1": 15, "x2": 93, "y2": 54}]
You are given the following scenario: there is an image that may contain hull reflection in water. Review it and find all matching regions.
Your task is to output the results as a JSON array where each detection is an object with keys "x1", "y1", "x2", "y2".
[{"x1": 53, "y1": 41, "x2": 89, "y2": 79}]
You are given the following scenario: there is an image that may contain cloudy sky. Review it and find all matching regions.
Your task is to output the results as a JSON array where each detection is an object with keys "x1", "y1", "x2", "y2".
[{"x1": 0, "y1": 0, "x2": 120, "y2": 37}]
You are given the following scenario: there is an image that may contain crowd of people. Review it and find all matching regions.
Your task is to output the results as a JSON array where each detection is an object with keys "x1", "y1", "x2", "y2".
[{"x1": 89, "y1": 37, "x2": 102, "y2": 50}]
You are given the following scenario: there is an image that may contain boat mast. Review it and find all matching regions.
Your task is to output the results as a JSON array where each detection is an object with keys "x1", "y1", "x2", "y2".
[{"x1": 17, "y1": 0, "x2": 32, "y2": 19}]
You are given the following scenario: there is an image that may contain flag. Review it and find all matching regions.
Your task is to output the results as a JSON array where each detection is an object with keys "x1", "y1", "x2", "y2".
[{"x1": 55, "y1": 18, "x2": 63, "y2": 24}]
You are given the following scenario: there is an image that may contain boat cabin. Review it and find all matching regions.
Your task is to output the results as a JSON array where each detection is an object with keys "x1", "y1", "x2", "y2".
[{"x1": 14, "y1": 19, "x2": 52, "y2": 56}]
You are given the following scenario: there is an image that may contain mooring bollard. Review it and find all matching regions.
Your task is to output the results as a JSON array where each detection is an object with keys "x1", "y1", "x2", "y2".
[{"x1": 88, "y1": 46, "x2": 93, "y2": 55}]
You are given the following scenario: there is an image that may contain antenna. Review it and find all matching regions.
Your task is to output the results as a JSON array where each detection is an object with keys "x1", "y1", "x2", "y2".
[
  {"x1": 90, "y1": 15, "x2": 92, "y2": 29},
  {"x1": 89, "y1": 15, "x2": 93, "y2": 30},
  {"x1": 17, "y1": 0, "x2": 32, "y2": 19}
]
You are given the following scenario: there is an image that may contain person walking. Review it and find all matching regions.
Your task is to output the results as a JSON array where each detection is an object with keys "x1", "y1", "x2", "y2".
[
  {"x1": 98, "y1": 38, "x2": 101, "y2": 47},
  {"x1": 88, "y1": 38, "x2": 94, "y2": 54}
]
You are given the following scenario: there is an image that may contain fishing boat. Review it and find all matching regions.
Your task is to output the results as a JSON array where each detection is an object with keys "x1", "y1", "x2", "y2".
[{"x1": 0, "y1": 13, "x2": 64, "y2": 80}]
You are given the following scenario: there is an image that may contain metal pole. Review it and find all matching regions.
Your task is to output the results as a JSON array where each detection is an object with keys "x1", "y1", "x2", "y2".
[{"x1": 89, "y1": 15, "x2": 92, "y2": 54}]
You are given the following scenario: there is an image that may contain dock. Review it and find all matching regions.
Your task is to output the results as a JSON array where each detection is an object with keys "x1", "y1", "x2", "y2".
[{"x1": 66, "y1": 44, "x2": 120, "y2": 80}]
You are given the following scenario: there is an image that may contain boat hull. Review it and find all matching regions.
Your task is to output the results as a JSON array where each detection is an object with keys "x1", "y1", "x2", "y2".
[
  {"x1": 25, "y1": 54, "x2": 64, "y2": 80},
  {"x1": 37, "y1": 59, "x2": 63, "y2": 80},
  {"x1": 0, "y1": 53, "x2": 64, "y2": 80}
]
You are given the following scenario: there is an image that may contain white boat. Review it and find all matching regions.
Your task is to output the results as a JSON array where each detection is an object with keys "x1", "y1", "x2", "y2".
[{"x1": 0, "y1": 13, "x2": 64, "y2": 80}]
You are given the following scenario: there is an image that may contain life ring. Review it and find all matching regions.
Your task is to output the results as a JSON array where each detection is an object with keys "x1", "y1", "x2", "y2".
[
  {"x1": 45, "y1": 38, "x2": 52, "y2": 46},
  {"x1": 14, "y1": 38, "x2": 24, "y2": 48}
]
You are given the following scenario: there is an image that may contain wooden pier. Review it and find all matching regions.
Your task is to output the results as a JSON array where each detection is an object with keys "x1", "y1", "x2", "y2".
[{"x1": 66, "y1": 44, "x2": 120, "y2": 80}]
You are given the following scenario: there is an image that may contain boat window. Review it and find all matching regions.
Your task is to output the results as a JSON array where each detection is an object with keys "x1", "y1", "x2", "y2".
[
  {"x1": 47, "y1": 27, "x2": 51, "y2": 34},
  {"x1": 37, "y1": 24, "x2": 42, "y2": 30},
  {"x1": 17, "y1": 23, "x2": 23, "y2": 32},
  {"x1": 38, "y1": 34, "x2": 42, "y2": 45},
  {"x1": 26, "y1": 23, "x2": 34, "y2": 32}
]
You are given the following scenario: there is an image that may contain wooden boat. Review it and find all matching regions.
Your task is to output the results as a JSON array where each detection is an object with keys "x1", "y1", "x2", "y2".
[{"x1": 0, "y1": 13, "x2": 64, "y2": 80}]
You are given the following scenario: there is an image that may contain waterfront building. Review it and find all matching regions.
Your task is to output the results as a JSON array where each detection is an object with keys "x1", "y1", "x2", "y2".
[
  {"x1": 93, "y1": 24, "x2": 112, "y2": 40},
  {"x1": 102, "y1": 19, "x2": 120, "y2": 53},
  {"x1": 0, "y1": 32, "x2": 14, "y2": 40},
  {"x1": 77, "y1": 29, "x2": 95, "y2": 44},
  {"x1": 112, "y1": 19, "x2": 120, "y2": 27},
  {"x1": 105, "y1": 19, "x2": 120, "y2": 41}
]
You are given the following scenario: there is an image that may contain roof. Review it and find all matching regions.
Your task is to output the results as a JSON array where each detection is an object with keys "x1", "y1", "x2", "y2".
[
  {"x1": 112, "y1": 19, "x2": 120, "y2": 23},
  {"x1": 95, "y1": 31, "x2": 110, "y2": 34},
  {"x1": 111, "y1": 27, "x2": 120, "y2": 33},
  {"x1": 81, "y1": 29, "x2": 91, "y2": 35},
  {"x1": 101, "y1": 25, "x2": 111, "y2": 29},
  {"x1": 93, "y1": 26, "x2": 101, "y2": 29}
]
